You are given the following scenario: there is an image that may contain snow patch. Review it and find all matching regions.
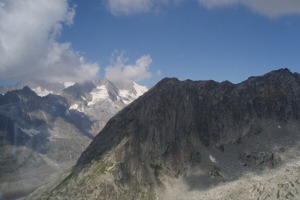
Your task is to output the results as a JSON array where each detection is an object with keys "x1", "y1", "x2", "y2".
[
  {"x1": 32, "y1": 87, "x2": 53, "y2": 97},
  {"x1": 119, "y1": 89, "x2": 133, "y2": 104},
  {"x1": 70, "y1": 104, "x2": 79, "y2": 110},
  {"x1": 64, "y1": 82, "x2": 75, "y2": 88},
  {"x1": 21, "y1": 128, "x2": 40, "y2": 137},
  {"x1": 119, "y1": 83, "x2": 148, "y2": 105},
  {"x1": 209, "y1": 155, "x2": 217, "y2": 163},
  {"x1": 88, "y1": 85, "x2": 109, "y2": 106},
  {"x1": 69, "y1": 104, "x2": 86, "y2": 112}
]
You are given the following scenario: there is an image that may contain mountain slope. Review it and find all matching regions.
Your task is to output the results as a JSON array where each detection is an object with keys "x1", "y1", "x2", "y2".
[
  {"x1": 0, "y1": 80, "x2": 147, "y2": 199},
  {"x1": 28, "y1": 68, "x2": 300, "y2": 200},
  {"x1": 0, "y1": 87, "x2": 93, "y2": 199}
]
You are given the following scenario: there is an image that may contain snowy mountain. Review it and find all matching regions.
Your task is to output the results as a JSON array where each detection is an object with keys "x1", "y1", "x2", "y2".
[
  {"x1": 63, "y1": 80, "x2": 147, "y2": 111},
  {"x1": 0, "y1": 79, "x2": 148, "y2": 199},
  {"x1": 60, "y1": 79, "x2": 148, "y2": 136}
]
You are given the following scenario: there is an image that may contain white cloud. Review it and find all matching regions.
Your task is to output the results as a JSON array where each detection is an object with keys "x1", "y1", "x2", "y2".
[
  {"x1": 0, "y1": 0, "x2": 99, "y2": 83},
  {"x1": 198, "y1": 0, "x2": 300, "y2": 17},
  {"x1": 105, "y1": 0, "x2": 183, "y2": 15},
  {"x1": 105, "y1": 0, "x2": 152, "y2": 15},
  {"x1": 105, "y1": 52, "x2": 152, "y2": 82}
]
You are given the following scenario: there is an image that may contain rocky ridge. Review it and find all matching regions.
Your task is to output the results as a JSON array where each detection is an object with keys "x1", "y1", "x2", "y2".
[{"x1": 28, "y1": 68, "x2": 300, "y2": 200}]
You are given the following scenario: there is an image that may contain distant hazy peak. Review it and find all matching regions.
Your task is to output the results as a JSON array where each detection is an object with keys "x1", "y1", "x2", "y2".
[{"x1": 0, "y1": 80, "x2": 75, "y2": 97}]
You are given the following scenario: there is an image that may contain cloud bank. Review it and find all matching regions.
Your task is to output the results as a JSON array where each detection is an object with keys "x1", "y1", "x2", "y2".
[
  {"x1": 0, "y1": 0, "x2": 99, "y2": 83},
  {"x1": 105, "y1": 0, "x2": 300, "y2": 17},
  {"x1": 198, "y1": 0, "x2": 300, "y2": 17},
  {"x1": 105, "y1": 53, "x2": 152, "y2": 82}
]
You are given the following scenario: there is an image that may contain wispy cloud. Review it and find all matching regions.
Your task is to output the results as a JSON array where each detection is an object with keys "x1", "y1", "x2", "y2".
[
  {"x1": 0, "y1": 0, "x2": 99, "y2": 83},
  {"x1": 198, "y1": 0, "x2": 300, "y2": 18},
  {"x1": 156, "y1": 69, "x2": 162, "y2": 76},
  {"x1": 105, "y1": 0, "x2": 300, "y2": 17},
  {"x1": 105, "y1": 52, "x2": 152, "y2": 82},
  {"x1": 104, "y1": 0, "x2": 183, "y2": 15}
]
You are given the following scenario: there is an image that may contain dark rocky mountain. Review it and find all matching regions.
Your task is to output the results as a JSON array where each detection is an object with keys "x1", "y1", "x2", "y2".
[
  {"x1": 28, "y1": 68, "x2": 300, "y2": 200},
  {"x1": 0, "y1": 80, "x2": 147, "y2": 200}
]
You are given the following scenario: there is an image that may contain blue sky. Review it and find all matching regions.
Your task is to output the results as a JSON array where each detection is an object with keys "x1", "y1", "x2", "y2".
[{"x1": 0, "y1": 0, "x2": 300, "y2": 86}]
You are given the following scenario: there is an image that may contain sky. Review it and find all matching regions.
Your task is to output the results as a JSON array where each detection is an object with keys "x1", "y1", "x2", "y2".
[{"x1": 0, "y1": 0, "x2": 300, "y2": 86}]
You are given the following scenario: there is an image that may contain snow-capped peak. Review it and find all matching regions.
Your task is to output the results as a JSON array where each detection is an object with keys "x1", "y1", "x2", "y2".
[
  {"x1": 64, "y1": 82, "x2": 75, "y2": 88},
  {"x1": 87, "y1": 85, "x2": 109, "y2": 106},
  {"x1": 68, "y1": 81, "x2": 148, "y2": 112},
  {"x1": 118, "y1": 82, "x2": 148, "y2": 105},
  {"x1": 31, "y1": 87, "x2": 54, "y2": 97},
  {"x1": 133, "y1": 82, "x2": 148, "y2": 97}
]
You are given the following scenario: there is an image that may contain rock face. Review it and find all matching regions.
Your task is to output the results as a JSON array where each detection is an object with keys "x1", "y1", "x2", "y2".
[
  {"x1": 0, "y1": 80, "x2": 147, "y2": 200},
  {"x1": 28, "y1": 69, "x2": 300, "y2": 200}
]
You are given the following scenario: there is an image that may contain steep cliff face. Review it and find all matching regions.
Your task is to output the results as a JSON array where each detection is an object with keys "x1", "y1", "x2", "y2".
[{"x1": 29, "y1": 69, "x2": 300, "y2": 200}]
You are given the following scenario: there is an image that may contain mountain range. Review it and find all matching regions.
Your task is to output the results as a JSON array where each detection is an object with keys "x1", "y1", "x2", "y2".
[
  {"x1": 0, "y1": 79, "x2": 147, "y2": 200},
  {"x1": 27, "y1": 68, "x2": 300, "y2": 200}
]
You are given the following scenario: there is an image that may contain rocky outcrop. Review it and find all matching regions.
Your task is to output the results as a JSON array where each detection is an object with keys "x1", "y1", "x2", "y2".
[{"x1": 28, "y1": 69, "x2": 300, "y2": 200}]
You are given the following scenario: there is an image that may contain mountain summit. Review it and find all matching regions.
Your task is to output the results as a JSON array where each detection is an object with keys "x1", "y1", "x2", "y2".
[{"x1": 29, "y1": 69, "x2": 300, "y2": 200}]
